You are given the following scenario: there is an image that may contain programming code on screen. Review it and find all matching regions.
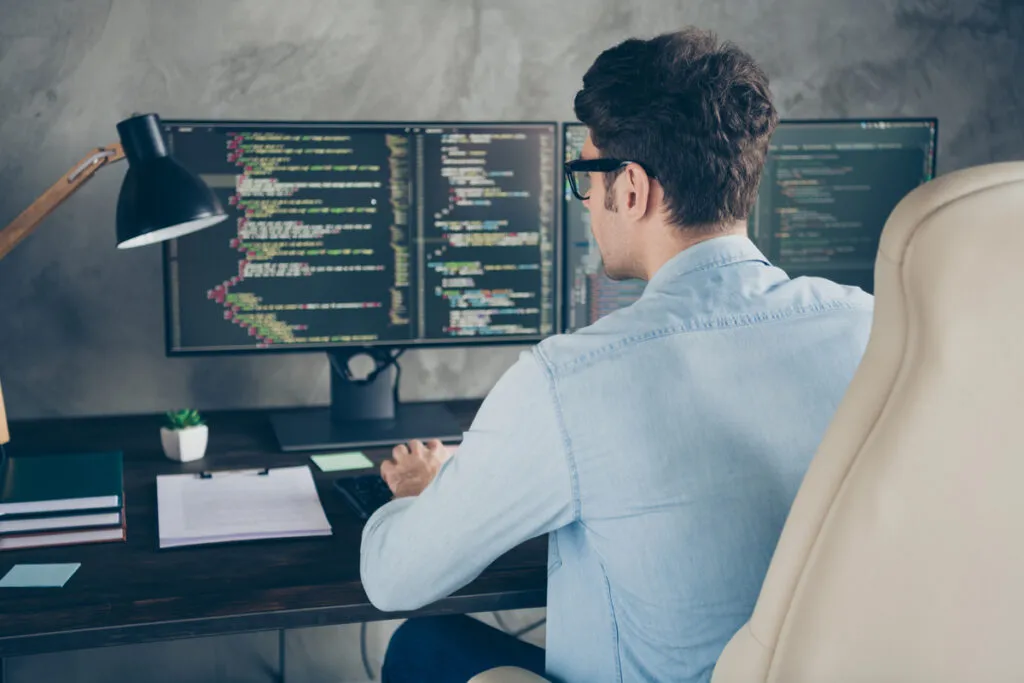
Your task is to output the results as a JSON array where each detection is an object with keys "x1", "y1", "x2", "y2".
[
  {"x1": 750, "y1": 120, "x2": 936, "y2": 293},
  {"x1": 163, "y1": 122, "x2": 556, "y2": 352},
  {"x1": 563, "y1": 119, "x2": 937, "y2": 330}
]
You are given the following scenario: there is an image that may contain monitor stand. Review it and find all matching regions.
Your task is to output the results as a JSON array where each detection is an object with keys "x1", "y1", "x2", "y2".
[{"x1": 269, "y1": 348, "x2": 464, "y2": 452}]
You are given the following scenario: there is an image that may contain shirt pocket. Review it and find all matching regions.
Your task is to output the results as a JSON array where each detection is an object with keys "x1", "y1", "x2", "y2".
[{"x1": 547, "y1": 532, "x2": 562, "y2": 576}]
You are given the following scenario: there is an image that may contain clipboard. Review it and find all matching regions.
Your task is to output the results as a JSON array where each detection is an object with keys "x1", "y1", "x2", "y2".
[
  {"x1": 197, "y1": 467, "x2": 269, "y2": 479},
  {"x1": 156, "y1": 465, "x2": 332, "y2": 548}
]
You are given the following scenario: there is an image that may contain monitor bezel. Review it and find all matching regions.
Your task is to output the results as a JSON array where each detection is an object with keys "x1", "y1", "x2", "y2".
[
  {"x1": 760, "y1": 116, "x2": 939, "y2": 179},
  {"x1": 160, "y1": 119, "x2": 562, "y2": 357},
  {"x1": 559, "y1": 116, "x2": 939, "y2": 332}
]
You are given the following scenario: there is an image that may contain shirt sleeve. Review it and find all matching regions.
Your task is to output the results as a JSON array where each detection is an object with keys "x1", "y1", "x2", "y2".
[{"x1": 359, "y1": 348, "x2": 577, "y2": 612}]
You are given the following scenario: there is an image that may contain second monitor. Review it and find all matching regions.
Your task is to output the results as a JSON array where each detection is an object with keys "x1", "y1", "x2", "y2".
[
  {"x1": 162, "y1": 120, "x2": 558, "y2": 450},
  {"x1": 563, "y1": 118, "x2": 938, "y2": 331}
]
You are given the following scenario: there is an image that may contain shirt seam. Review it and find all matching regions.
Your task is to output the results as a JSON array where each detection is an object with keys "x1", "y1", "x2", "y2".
[
  {"x1": 672, "y1": 251, "x2": 766, "y2": 278},
  {"x1": 532, "y1": 345, "x2": 582, "y2": 523},
  {"x1": 600, "y1": 559, "x2": 624, "y2": 682},
  {"x1": 552, "y1": 299, "x2": 871, "y2": 375},
  {"x1": 643, "y1": 237, "x2": 769, "y2": 292}
]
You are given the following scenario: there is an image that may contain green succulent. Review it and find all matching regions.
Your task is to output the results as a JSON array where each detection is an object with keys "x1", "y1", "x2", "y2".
[{"x1": 164, "y1": 409, "x2": 205, "y2": 430}]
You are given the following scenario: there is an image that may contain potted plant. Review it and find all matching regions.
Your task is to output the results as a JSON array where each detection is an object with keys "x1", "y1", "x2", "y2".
[{"x1": 160, "y1": 409, "x2": 208, "y2": 462}]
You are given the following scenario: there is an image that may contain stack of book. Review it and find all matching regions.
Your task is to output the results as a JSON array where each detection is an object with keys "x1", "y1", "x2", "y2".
[{"x1": 0, "y1": 450, "x2": 126, "y2": 550}]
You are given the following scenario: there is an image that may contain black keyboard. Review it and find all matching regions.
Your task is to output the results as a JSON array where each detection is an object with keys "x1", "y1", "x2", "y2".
[{"x1": 334, "y1": 474, "x2": 394, "y2": 521}]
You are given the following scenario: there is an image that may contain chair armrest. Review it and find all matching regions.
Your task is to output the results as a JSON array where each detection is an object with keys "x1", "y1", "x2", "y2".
[{"x1": 468, "y1": 666, "x2": 552, "y2": 683}]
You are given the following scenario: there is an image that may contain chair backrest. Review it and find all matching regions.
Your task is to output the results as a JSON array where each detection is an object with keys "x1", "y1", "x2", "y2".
[{"x1": 711, "y1": 161, "x2": 1024, "y2": 683}]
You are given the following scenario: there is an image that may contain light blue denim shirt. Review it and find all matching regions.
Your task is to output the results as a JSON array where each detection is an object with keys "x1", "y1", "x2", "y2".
[{"x1": 361, "y1": 234, "x2": 874, "y2": 683}]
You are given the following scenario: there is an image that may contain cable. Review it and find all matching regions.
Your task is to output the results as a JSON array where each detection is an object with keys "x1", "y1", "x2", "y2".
[
  {"x1": 359, "y1": 621, "x2": 374, "y2": 680},
  {"x1": 492, "y1": 611, "x2": 512, "y2": 633},
  {"x1": 329, "y1": 348, "x2": 405, "y2": 406},
  {"x1": 513, "y1": 618, "x2": 547, "y2": 638},
  {"x1": 494, "y1": 611, "x2": 546, "y2": 639},
  {"x1": 391, "y1": 349, "x2": 405, "y2": 406}
]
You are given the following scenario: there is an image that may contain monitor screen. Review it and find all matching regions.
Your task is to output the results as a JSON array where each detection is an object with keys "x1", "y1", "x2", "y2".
[
  {"x1": 162, "y1": 121, "x2": 558, "y2": 353},
  {"x1": 562, "y1": 118, "x2": 938, "y2": 331}
]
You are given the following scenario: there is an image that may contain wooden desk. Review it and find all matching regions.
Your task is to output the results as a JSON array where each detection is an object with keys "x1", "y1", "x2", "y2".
[{"x1": 0, "y1": 401, "x2": 547, "y2": 658}]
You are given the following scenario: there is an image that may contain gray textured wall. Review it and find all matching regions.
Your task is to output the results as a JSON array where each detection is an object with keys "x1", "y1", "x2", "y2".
[{"x1": 1, "y1": 0, "x2": 1022, "y2": 420}]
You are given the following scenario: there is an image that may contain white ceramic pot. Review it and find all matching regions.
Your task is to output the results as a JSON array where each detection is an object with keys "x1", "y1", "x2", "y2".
[{"x1": 160, "y1": 424, "x2": 209, "y2": 462}]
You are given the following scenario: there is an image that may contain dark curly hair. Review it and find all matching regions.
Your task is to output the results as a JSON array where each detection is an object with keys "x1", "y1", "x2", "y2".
[{"x1": 574, "y1": 28, "x2": 779, "y2": 231}]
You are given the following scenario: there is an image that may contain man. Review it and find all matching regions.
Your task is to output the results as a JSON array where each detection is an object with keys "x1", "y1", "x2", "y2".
[{"x1": 362, "y1": 27, "x2": 874, "y2": 683}]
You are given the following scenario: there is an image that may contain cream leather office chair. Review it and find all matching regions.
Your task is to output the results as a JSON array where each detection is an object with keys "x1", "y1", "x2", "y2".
[
  {"x1": 712, "y1": 162, "x2": 1024, "y2": 682},
  {"x1": 471, "y1": 161, "x2": 1024, "y2": 683}
]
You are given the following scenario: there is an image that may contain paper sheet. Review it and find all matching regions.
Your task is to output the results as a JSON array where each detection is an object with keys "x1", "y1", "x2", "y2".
[
  {"x1": 156, "y1": 466, "x2": 332, "y2": 548},
  {"x1": 0, "y1": 563, "x2": 81, "y2": 588},
  {"x1": 311, "y1": 451, "x2": 374, "y2": 472}
]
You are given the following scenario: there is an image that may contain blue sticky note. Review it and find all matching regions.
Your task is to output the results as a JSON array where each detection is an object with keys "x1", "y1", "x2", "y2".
[
  {"x1": 311, "y1": 451, "x2": 374, "y2": 472},
  {"x1": 0, "y1": 563, "x2": 81, "y2": 588}
]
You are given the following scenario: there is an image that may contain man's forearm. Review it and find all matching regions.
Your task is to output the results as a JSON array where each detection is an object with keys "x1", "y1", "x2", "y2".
[
  {"x1": 358, "y1": 350, "x2": 577, "y2": 614},
  {"x1": 359, "y1": 497, "x2": 436, "y2": 612}
]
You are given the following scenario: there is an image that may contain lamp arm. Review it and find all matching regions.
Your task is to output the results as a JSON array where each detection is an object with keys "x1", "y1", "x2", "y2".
[
  {"x1": 0, "y1": 142, "x2": 126, "y2": 446},
  {"x1": 0, "y1": 376, "x2": 8, "y2": 445},
  {"x1": 0, "y1": 143, "x2": 126, "y2": 261}
]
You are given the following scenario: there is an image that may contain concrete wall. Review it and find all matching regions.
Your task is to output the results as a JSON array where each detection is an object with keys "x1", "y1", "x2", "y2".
[
  {"x1": 1, "y1": 0, "x2": 1021, "y2": 421},
  {"x1": 1, "y1": 0, "x2": 1021, "y2": 681}
]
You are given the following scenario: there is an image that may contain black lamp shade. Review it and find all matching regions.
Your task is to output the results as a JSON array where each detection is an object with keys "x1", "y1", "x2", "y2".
[{"x1": 115, "y1": 113, "x2": 226, "y2": 249}]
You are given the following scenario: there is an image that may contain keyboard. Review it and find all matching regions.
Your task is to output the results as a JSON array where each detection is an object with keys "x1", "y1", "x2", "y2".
[{"x1": 334, "y1": 474, "x2": 394, "y2": 521}]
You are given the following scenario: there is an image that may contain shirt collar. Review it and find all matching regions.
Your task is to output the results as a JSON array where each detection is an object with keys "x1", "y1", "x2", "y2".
[{"x1": 644, "y1": 234, "x2": 771, "y2": 294}]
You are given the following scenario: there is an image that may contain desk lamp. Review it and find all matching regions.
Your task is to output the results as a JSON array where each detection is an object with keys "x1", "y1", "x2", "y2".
[{"x1": 0, "y1": 113, "x2": 228, "y2": 454}]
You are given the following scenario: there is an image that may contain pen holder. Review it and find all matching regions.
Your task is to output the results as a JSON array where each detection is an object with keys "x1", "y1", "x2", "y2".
[{"x1": 160, "y1": 424, "x2": 208, "y2": 462}]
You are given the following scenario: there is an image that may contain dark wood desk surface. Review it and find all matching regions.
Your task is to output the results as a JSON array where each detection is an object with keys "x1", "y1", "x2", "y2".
[{"x1": 0, "y1": 401, "x2": 547, "y2": 657}]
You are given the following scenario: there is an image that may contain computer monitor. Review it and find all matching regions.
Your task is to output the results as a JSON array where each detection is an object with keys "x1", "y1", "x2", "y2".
[
  {"x1": 562, "y1": 118, "x2": 938, "y2": 331},
  {"x1": 162, "y1": 120, "x2": 558, "y2": 450}
]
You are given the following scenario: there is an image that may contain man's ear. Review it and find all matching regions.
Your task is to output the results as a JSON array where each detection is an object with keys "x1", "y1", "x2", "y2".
[{"x1": 623, "y1": 165, "x2": 652, "y2": 219}]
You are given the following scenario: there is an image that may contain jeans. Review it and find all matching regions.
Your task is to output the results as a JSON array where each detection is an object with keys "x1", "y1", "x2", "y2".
[{"x1": 381, "y1": 614, "x2": 546, "y2": 683}]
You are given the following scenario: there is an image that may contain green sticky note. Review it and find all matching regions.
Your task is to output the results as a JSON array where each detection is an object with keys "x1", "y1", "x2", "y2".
[
  {"x1": 311, "y1": 451, "x2": 374, "y2": 472},
  {"x1": 0, "y1": 563, "x2": 81, "y2": 588}
]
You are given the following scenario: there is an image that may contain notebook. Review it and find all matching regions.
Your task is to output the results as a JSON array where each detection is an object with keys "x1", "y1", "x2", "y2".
[
  {"x1": 0, "y1": 451, "x2": 123, "y2": 515},
  {"x1": 156, "y1": 465, "x2": 332, "y2": 549},
  {"x1": 0, "y1": 508, "x2": 122, "y2": 535},
  {"x1": 0, "y1": 518, "x2": 126, "y2": 550}
]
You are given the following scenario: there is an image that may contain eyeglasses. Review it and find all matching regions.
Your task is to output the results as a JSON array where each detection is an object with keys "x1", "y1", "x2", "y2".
[{"x1": 563, "y1": 158, "x2": 657, "y2": 201}]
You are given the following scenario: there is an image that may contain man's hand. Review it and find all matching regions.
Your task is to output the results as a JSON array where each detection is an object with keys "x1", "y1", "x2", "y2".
[{"x1": 381, "y1": 439, "x2": 453, "y2": 498}]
